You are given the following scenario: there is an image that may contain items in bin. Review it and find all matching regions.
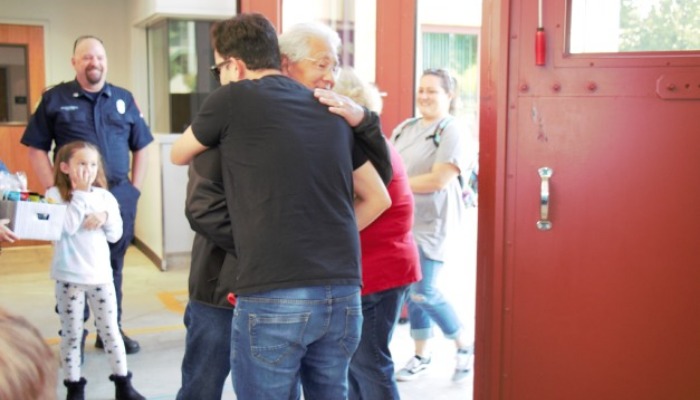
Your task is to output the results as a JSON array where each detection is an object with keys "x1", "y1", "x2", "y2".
[
  {"x1": 0, "y1": 170, "x2": 28, "y2": 192},
  {"x1": 2, "y1": 191, "x2": 45, "y2": 202}
]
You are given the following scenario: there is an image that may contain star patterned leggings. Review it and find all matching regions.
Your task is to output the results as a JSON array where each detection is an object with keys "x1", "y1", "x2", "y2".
[{"x1": 55, "y1": 281, "x2": 127, "y2": 381}]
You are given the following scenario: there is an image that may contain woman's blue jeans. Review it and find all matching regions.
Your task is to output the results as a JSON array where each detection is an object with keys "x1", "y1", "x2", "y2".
[
  {"x1": 230, "y1": 285, "x2": 362, "y2": 400},
  {"x1": 348, "y1": 285, "x2": 408, "y2": 400},
  {"x1": 407, "y1": 246, "x2": 462, "y2": 340}
]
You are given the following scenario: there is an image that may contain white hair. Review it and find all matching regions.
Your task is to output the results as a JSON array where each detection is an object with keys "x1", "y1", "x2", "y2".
[{"x1": 278, "y1": 21, "x2": 341, "y2": 61}]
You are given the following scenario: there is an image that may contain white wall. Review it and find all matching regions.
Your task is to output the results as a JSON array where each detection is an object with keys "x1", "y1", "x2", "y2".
[{"x1": 130, "y1": 0, "x2": 237, "y2": 26}]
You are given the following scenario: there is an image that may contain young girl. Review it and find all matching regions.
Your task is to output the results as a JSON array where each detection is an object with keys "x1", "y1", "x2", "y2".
[{"x1": 47, "y1": 141, "x2": 144, "y2": 400}]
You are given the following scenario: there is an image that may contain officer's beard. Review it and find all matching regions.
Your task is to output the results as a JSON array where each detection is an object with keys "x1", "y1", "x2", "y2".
[{"x1": 85, "y1": 67, "x2": 104, "y2": 85}]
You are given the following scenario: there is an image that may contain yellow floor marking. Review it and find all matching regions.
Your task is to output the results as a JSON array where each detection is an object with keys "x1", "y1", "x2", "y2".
[{"x1": 158, "y1": 289, "x2": 189, "y2": 314}]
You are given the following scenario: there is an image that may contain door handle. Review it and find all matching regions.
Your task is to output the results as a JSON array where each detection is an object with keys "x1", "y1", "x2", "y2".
[{"x1": 537, "y1": 167, "x2": 553, "y2": 231}]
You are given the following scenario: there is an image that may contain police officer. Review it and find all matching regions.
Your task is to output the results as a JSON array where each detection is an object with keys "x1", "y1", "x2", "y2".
[{"x1": 21, "y1": 35, "x2": 153, "y2": 354}]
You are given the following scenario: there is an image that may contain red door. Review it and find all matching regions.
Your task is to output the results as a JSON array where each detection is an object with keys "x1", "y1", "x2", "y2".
[{"x1": 478, "y1": 0, "x2": 700, "y2": 399}]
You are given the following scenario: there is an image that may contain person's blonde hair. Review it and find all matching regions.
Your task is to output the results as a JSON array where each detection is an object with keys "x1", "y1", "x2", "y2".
[
  {"x1": 0, "y1": 307, "x2": 57, "y2": 400},
  {"x1": 333, "y1": 67, "x2": 383, "y2": 114}
]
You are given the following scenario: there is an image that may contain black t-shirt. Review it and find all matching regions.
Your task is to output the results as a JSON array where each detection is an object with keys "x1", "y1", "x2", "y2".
[{"x1": 191, "y1": 74, "x2": 366, "y2": 295}]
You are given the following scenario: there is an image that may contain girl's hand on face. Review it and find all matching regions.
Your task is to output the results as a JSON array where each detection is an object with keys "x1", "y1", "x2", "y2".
[{"x1": 70, "y1": 165, "x2": 92, "y2": 192}]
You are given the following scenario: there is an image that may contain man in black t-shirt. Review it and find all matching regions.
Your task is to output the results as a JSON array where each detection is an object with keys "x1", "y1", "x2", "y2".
[
  {"x1": 171, "y1": 13, "x2": 390, "y2": 400},
  {"x1": 176, "y1": 19, "x2": 395, "y2": 400}
]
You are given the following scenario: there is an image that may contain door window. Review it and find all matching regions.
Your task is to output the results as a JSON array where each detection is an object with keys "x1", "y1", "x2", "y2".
[
  {"x1": 147, "y1": 19, "x2": 218, "y2": 133},
  {"x1": 570, "y1": 0, "x2": 700, "y2": 53},
  {"x1": 0, "y1": 45, "x2": 28, "y2": 123}
]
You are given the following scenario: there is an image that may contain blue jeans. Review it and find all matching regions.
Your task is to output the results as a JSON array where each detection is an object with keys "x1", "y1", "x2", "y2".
[
  {"x1": 407, "y1": 246, "x2": 462, "y2": 340},
  {"x1": 230, "y1": 285, "x2": 362, "y2": 400},
  {"x1": 348, "y1": 285, "x2": 408, "y2": 400},
  {"x1": 176, "y1": 300, "x2": 233, "y2": 400},
  {"x1": 108, "y1": 181, "x2": 140, "y2": 325}
]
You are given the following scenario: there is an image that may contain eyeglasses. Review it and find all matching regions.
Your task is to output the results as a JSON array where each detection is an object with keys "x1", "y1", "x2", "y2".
[
  {"x1": 302, "y1": 56, "x2": 341, "y2": 78},
  {"x1": 210, "y1": 59, "x2": 232, "y2": 81}
]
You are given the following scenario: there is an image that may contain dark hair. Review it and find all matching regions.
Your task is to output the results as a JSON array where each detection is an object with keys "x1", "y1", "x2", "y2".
[
  {"x1": 210, "y1": 13, "x2": 281, "y2": 70},
  {"x1": 422, "y1": 68, "x2": 458, "y2": 114},
  {"x1": 53, "y1": 141, "x2": 107, "y2": 203},
  {"x1": 73, "y1": 35, "x2": 104, "y2": 53}
]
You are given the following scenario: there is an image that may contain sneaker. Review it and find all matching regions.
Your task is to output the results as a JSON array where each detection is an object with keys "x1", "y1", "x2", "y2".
[
  {"x1": 95, "y1": 330, "x2": 141, "y2": 354},
  {"x1": 452, "y1": 346, "x2": 474, "y2": 383},
  {"x1": 396, "y1": 355, "x2": 431, "y2": 381}
]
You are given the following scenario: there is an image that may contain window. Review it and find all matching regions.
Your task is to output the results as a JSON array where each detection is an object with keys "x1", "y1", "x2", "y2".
[
  {"x1": 0, "y1": 45, "x2": 28, "y2": 123},
  {"x1": 570, "y1": 0, "x2": 700, "y2": 53},
  {"x1": 147, "y1": 19, "x2": 218, "y2": 133},
  {"x1": 417, "y1": 0, "x2": 481, "y2": 132}
]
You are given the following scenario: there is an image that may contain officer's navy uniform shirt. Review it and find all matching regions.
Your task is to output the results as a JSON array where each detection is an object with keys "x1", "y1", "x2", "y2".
[{"x1": 21, "y1": 80, "x2": 153, "y2": 185}]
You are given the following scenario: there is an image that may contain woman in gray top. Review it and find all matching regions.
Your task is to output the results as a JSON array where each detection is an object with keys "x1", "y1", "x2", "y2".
[{"x1": 392, "y1": 68, "x2": 476, "y2": 383}]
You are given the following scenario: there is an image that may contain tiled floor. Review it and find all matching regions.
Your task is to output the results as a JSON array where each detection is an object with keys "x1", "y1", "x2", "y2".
[{"x1": 0, "y1": 208, "x2": 476, "y2": 399}]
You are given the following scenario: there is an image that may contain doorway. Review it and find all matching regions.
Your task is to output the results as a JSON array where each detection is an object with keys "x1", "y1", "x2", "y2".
[
  {"x1": 0, "y1": 23, "x2": 45, "y2": 248},
  {"x1": 477, "y1": 0, "x2": 700, "y2": 398}
]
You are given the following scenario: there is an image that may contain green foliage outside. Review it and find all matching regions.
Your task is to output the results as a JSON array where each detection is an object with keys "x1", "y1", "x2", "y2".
[{"x1": 620, "y1": 0, "x2": 700, "y2": 51}]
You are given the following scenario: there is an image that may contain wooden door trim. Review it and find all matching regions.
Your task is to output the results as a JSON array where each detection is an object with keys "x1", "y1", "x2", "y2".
[
  {"x1": 238, "y1": 0, "x2": 282, "y2": 31},
  {"x1": 476, "y1": 0, "x2": 511, "y2": 398},
  {"x1": 375, "y1": 1, "x2": 416, "y2": 135},
  {"x1": 0, "y1": 23, "x2": 46, "y2": 247}
]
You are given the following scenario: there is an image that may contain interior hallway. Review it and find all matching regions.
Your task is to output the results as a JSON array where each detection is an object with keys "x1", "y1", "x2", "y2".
[{"x1": 0, "y1": 208, "x2": 476, "y2": 399}]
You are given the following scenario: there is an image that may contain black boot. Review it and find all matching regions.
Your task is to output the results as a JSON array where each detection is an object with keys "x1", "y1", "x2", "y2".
[
  {"x1": 96, "y1": 329, "x2": 140, "y2": 354},
  {"x1": 120, "y1": 330, "x2": 141, "y2": 354},
  {"x1": 64, "y1": 377, "x2": 87, "y2": 400},
  {"x1": 109, "y1": 372, "x2": 146, "y2": 400}
]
